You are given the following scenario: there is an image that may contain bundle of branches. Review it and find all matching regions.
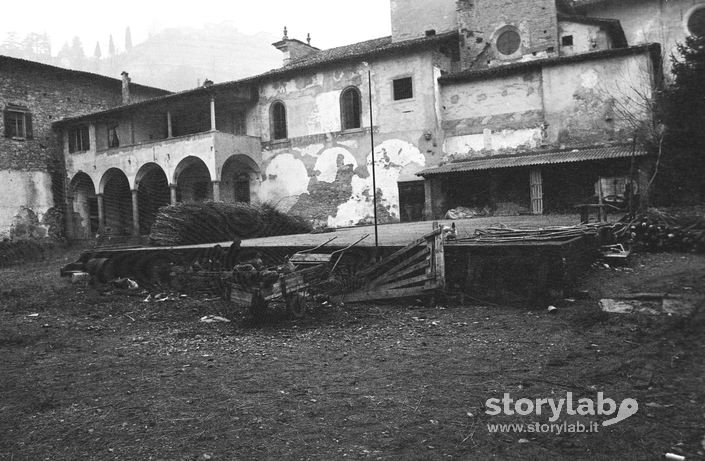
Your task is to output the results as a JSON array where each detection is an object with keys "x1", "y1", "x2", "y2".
[
  {"x1": 454, "y1": 223, "x2": 610, "y2": 245},
  {"x1": 149, "y1": 201, "x2": 312, "y2": 246},
  {"x1": 614, "y1": 208, "x2": 705, "y2": 253}
]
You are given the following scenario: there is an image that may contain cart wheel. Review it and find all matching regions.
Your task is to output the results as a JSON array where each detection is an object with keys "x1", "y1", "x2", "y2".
[
  {"x1": 286, "y1": 293, "x2": 308, "y2": 319},
  {"x1": 249, "y1": 294, "x2": 267, "y2": 318}
]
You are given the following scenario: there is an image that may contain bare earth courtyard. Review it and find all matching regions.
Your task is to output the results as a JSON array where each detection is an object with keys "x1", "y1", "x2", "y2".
[{"x1": 1, "y1": 240, "x2": 704, "y2": 460}]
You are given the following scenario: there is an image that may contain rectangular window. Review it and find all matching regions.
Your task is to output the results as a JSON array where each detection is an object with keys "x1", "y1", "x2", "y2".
[
  {"x1": 68, "y1": 126, "x2": 90, "y2": 153},
  {"x1": 561, "y1": 35, "x2": 574, "y2": 47},
  {"x1": 107, "y1": 124, "x2": 120, "y2": 148},
  {"x1": 233, "y1": 112, "x2": 246, "y2": 136},
  {"x1": 3, "y1": 108, "x2": 33, "y2": 139},
  {"x1": 393, "y1": 77, "x2": 413, "y2": 101}
]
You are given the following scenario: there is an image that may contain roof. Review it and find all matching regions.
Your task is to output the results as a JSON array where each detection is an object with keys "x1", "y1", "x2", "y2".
[
  {"x1": 277, "y1": 31, "x2": 458, "y2": 74},
  {"x1": 54, "y1": 31, "x2": 459, "y2": 127},
  {"x1": 439, "y1": 43, "x2": 660, "y2": 83},
  {"x1": 0, "y1": 54, "x2": 170, "y2": 96},
  {"x1": 416, "y1": 145, "x2": 647, "y2": 176},
  {"x1": 557, "y1": 13, "x2": 627, "y2": 48}
]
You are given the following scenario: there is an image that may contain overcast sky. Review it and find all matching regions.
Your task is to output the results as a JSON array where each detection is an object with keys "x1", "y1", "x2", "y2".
[{"x1": 2, "y1": 0, "x2": 392, "y2": 53}]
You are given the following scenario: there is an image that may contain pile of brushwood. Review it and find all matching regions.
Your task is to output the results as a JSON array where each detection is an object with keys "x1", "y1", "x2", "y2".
[
  {"x1": 149, "y1": 201, "x2": 312, "y2": 246},
  {"x1": 615, "y1": 208, "x2": 705, "y2": 253}
]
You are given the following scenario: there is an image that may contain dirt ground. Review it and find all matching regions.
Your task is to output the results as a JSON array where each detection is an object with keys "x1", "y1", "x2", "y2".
[{"x1": 1, "y1": 248, "x2": 704, "y2": 460}]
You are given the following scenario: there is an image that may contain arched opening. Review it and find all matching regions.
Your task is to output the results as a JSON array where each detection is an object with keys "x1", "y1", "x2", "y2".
[
  {"x1": 270, "y1": 101, "x2": 287, "y2": 140},
  {"x1": 136, "y1": 163, "x2": 170, "y2": 234},
  {"x1": 100, "y1": 168, "x2": 133, "y2": 235},
  {"x1": 69, "y1": 172, "x2": 98, "y2": 239},
  {"x1": 220, "y1": 154, "x2": 261, "y2": 204},
  {"x1": 174, "y1": 156, "x2": 212, "y2": 203},
  {"x1": 340, "y1": 87, "x2": 362, "y2": 130}
]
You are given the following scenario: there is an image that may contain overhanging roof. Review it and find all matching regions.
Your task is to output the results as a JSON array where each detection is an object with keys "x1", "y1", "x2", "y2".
[{"x1": 417, "y1": 145, "x2": 647, "y2": 177}]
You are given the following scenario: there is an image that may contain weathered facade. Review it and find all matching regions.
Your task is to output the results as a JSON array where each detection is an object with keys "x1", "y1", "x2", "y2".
[
  {"x1": 56, "y1": 0, "x2": 701, "y2": 239},
  {"x1": 0, "y1": 56, "x2": 168, "y2": 239}
]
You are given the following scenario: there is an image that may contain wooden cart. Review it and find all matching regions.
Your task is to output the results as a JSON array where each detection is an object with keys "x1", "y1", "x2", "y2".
[{"x1": 227, "y1": 236, "x2": 367, "y2": 318}]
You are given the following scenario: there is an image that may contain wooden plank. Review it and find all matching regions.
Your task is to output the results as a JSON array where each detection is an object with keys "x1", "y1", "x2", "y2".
[
  {"x1": 370, "y1": 258, "x2": 430, "y2": 288},
  {"x1": 289, "y1": 253, "x2": 332, "y2": 264},
  {"x1": 373, "y1": 273, "x2": 431, "y2": 291},
  {"x1": 230, "y1": 288, "x2": 253, "y2": 306},
  {"x1": 357, "y1": 227, "x2": 443, "y2": 278},
  {"x1": 366, "y1": 248, "x2": 428, "y2": 286},
  {"x1": 338, "y1": 286, "x2": 433, "y2": 303}
]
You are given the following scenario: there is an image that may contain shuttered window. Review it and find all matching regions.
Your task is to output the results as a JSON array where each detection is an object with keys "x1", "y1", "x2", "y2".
[
  {"x1": 68, "y1": 126, "x2": 90, "y2": 153},
  {"x1": 3, "y1": 107, "x2": 32, "y2": 139}
]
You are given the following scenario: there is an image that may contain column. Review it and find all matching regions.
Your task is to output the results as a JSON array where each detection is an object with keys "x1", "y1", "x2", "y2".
[
  {"x1": 131, "y1": 190, "x2": 140, "y2": 236},
  {"x1": 211, "y1": 180, "x2": 221, "y2": 202},
  {"x1": 65, "y1": 192, "x2": 75, "y2": 239},
  {"x1": 170, "y1": 184, "x2": 177, "y2": 205},
  {"x1": 167, "y1": 111, "x2": 173, "y2": 138},
  {"x1": 423, "y1": 178, "x2": 433, "y2": 221},
  {"x1": 97, "y1": 193, "x2": 105, "y2": 229},
  {"x1": 529, "y1": 168, "x2": 543, "y2": 215},
  {"x1": 210, "y1": 96, "x2": 216, "y2": 132}
]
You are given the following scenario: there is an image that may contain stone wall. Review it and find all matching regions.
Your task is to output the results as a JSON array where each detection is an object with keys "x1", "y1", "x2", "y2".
[
  {"x1": 0, "y1": 57, "x2": 167, "y2": 238},
  {"x1": 457, "y1": 0, "x2": 559, "y2": 69},
  {"x1": 390, "y1": 0, "x2": 458, "y2": 42}
]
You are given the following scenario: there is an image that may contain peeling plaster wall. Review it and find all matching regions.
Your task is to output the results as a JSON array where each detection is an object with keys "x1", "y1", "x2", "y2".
[
  {"x1": 543, "y1": 53, "x2": 653, "y2": 146},
  {"x1": 581, "y1": 0, "x2": 703, "y2": 78},
  {"x1": 0, "y1": 171, "x2": 53, "y2": 239},
  {"x1": 440, "y1": 51, "x2": 654, "y2": 160},
  {"x1": 558, "y1": 21, "x2": 611, "y2": 56},
  {"x1": 257, "y1": 52, "x2": 446, "y2": 226}
]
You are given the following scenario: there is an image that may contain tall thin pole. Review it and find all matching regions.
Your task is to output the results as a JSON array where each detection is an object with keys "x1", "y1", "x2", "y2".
[{"x1": 368, "y1": 69, "x2": 379, "y2": 254}]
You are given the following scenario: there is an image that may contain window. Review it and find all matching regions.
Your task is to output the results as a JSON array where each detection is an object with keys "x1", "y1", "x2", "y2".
[
  {"x1": 3, "y1": 107, "x2": 32, "y2": 139},
  {"x1": 270, "y1": 101, "x2": 287, "y2": 140},
  {"x1": 340, "y1": 87, "x2": 362, "y2": 130},
  {"x1": 561, "y1": 35, "x2": 574, "y2": 47},
  {"x1": 107, "y1": 124, "x2": 120, "y2": 148},
  {"x1": 686, "y1": 5, "x2": 705, "y2": 37},
  {"x1": 393, "y1": 77, "x2": 413, "y2": 101},
  {"x1": 233, "y1": 112, "x2": 246, "y2": 136},
  {"x1": 68, "y1": 126, "x2": 90, "y2": 153},
  {"x1": 496, "y1": 28, "x2": 521, "y2": 55}
]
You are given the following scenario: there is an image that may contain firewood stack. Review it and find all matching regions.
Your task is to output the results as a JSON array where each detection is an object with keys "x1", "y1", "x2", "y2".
[{"x1": 615, "y1": 208, "x2": 705, "y2": 253}]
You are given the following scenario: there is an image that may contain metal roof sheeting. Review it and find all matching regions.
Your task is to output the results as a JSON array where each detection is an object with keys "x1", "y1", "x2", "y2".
[{"x1": 417, "y1": 145, "x2": 647, "y2": 176}]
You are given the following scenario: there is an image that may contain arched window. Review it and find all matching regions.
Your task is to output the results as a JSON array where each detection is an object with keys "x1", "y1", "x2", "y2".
[
  {"x1": 340, "y1": 87, "x2": 361, "y2": 130},
  {"x1": 270, "y1": 101, "x2": 288, "y2": 140}
]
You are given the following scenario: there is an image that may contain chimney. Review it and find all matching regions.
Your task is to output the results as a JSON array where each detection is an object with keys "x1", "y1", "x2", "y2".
[
  {"x1": 272, "y1": 27, "x2": 320, "y2": 66},
  {"x1": 121, "y1": 71, "x2": 131, "y2": 105}
]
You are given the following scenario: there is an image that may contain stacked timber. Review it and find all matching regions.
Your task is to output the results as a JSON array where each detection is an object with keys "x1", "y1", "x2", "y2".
[
  {"x1": 450, "y1": 223, "x2": 610, "y2": 245},
  {"x1": 149, "y1": 202, "x2": 312, "y2": 246}
]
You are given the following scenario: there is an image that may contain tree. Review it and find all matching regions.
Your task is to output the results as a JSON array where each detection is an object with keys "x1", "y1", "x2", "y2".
[
  {"x1": 125, "y1": 27, "x2": 133, "y2": 52},
  {"x1": 108, "y1": 34, "x2": 116, "y2": 56},
  {"x1": 656, "y1": 34, "x2": 705, "y2": 204},
  {"x1": 94, "y1": 41, "x2": 102, "y2": 59}
]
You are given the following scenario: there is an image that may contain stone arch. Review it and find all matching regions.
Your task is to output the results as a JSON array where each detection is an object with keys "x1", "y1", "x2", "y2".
[
  {"x1": 135, "y1": 162, "x2": 170, "y2": 234},
  {"x1": 174, "y1": 156, "x2": 212, "y2": 203},
  {"x1": 69, "y1": 171, "x2": 98, "y2": 239},
  {"x1": 220, "y1": 154, "x2": 261, "y2": 204},
  {"x1": 100, "y1": 168, "x2": 133, "y2": 235}
]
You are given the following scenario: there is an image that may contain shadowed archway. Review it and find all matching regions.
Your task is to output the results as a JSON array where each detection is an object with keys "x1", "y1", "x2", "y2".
[{"x1": 135, "y1": 163, "x2": 170, "y2": 234}]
